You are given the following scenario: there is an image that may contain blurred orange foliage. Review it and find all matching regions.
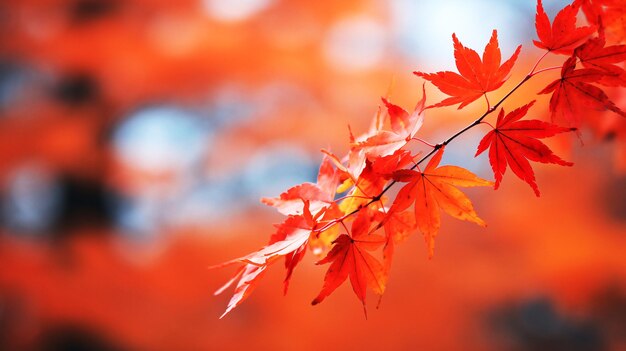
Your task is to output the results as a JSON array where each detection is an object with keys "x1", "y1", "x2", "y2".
[{"x1": 0, "y1": 0, "x2": 624, "y2": 350}]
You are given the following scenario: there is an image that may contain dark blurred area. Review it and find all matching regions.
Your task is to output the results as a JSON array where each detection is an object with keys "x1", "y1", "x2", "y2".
[{"x1": 0, "y1": 0, "x2": 625, "y2": 350}]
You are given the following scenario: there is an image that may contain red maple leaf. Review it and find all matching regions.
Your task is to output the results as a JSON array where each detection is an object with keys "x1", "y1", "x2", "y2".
[
  {"x1": 311, "y1": 208, "x2": 387, "y2": 317},
  {"x1": 575, "y1": 34, "x2": 626, "y2": 86},
  {"x1": 580, "y1": 0, "x2": 603, "y2": 26},
  {"x1": 475, "y1": 101, "x2": 574, "y2": 197},
  {"x1": 414, "y1": 29, "x2": 521, "y2": 109},
  {"x1": 539, "y1": 56, "x2": 626, "y2": 126},
  {"x1": 370, "y1": 149, "x2": 416, "y2": 179},
  {"x1": 261, "y1": 156, "x2": 339, "y2": 216},
  {"x1": 580, "y1": 0, "x2": 626, "y2": 44},
  {"x1": 533, "y1": 0, "x2": 596, "y2": 55}
]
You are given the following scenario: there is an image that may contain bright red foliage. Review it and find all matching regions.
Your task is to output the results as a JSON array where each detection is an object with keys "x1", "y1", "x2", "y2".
[
  {"x1": 312, "y1": 209, "x2": 387, "y2": 317},
  {"x1": 347, "y1": 89, "x2": 426, "y2": 178},
  {"x1": 580, "y1": 0, "x2": 626, "y2": 43},
  {"x1": 475, "y1": 101, "x2": 573, "y2": 197},
  {"x1": 534, "y1": 0, "x2": 596, "y2": 54},
  {"x1": 414, "y1": 30, "x2": 521, "y2": 109},
  {"x1": 213, "y1": 0, "x2": 625, "y2": 318},
  {"x1": 539, "y1": 56, "x2": 626, "y2": 126},
  {"x1": 575, "y1": 34, "x2": 626, "y2": 86}
]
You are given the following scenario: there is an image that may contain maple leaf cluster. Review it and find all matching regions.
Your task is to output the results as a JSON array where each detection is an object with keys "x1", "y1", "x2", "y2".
[{"x1": 213, "y1": 0, "x2": 625, "y2": 318}]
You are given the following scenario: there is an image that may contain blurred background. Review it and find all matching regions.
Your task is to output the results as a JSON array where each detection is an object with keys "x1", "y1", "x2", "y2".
[{"x1": 0, "y1": 0, "x2": 625, "y2": 350}]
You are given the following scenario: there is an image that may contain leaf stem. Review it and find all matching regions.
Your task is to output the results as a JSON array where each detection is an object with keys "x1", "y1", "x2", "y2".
[
  {"x1": 529, "y1": 50, "x2": 550, "y2": 75},
  {"x1": 479, "y1": 121, "x2": 496, "y2": 129},
  {"x1": 529, "y1": 65, "x2": 562, "y2": 77},
  {"x1": 410, "y1": 137, "x2": 437, "y2": 148},
  {"x1": 339, "y1": 219, "x2": 350, "y2": 235}
]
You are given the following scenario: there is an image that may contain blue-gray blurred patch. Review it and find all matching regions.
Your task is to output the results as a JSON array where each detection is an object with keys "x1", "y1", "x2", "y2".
[
  {"x1": 113, "y1": 105, "x2": 211, "y2": 174},
  {"x1": 0, "y1": 62, "x2": 37, "y2": 110},
  {"x1": 111, "y1": 106, "x2": 212, "y2": 236},
  {"x1": 1, "y1": 163, "x2": 61, "y2": 234},
  {"x1": 205, "y1": 85, "x2": 255, "y2": 128},
  {"x1": 488, "y1": 297, "x2": 606, "y2": 351},
  {"x1": 241, "y1": 143, "x2": 317, "y2": 205},
  {"x1": 389, "y1": 0, "x2": 573, "y2": 72}
]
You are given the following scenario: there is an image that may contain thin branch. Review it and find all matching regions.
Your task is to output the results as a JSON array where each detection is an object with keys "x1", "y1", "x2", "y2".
[
  {"x1": 334, "y1": 194, "x2": 373, "y2": 203},
  {"x1": 529, "y1": 50, "x2": 550, "y2": 75},
  {"x1": 340, "y1": 64, "x2": 538, "y2": 218},
  {"x1": 411, "y1": 137, "x2": 438, "y2": 148},
  {"x1": 529, "y1": 65, "x2": 562, "y2": 77}
]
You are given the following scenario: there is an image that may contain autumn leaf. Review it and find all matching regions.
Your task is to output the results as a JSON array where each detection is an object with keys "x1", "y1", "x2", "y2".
[
  {"x1": 539, "y1": 56, "x2": 626, "y2": 126},
  {"x1": 475, "y1": 101, "x2": 574, "y2": 197},
  {"x1": 311, "y1": 209, "x2": 387, "y2": 317},
  {"x1": 338, "y1": 86, "x2": 426, "y2": 183},
  {"x1": 533, "y1": 0, "x2": 596, "y2": 55},
  {"x1": 415, "y1": 29, "x2": 521, "y2": 109},
  {"x1": 213, "y1": 204, "x2": 318, "y2": 317},
  {"x1": 381, "y1": 209, "x2": 415, "y2": 245},
  {"x1": 355, "y1": 90, "x2": 426, "y2": 154},
  {"x1": 580, "y1": 0, "x2": 626, "y2": 44},
  {"x1": 262, "y1": 156, "x2": 339, "y2": 216},
  {"x1": 211, "y1": 0, "x2": 626, "y2": 319},
  {"x1": 323, "y1": 91, "x2": 426, "y2": 215},
  {"x1": 574, "y1": 35, "x2": 626, "y2": 86},
  {"x1": 214, "y1": 264, "x2": 267, "y2": 319},
  {"x1": 327, "y1": 149, "x2": 414, "y2": 218},
  {"x1": 370, "y1": 149, "x2": 416, "y2": 179},
  {"x1": 380, "y1": 208, "x2": 416, "y2": 275},
  {"x1": 391, "y1": 148, "x2": 493, "y2": 257}
]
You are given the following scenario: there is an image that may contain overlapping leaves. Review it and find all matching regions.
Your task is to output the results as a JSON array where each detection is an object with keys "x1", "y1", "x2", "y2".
[
  {"x1": 212, "y1": 0, "x2": 624, "y2": 319},
  {"x1": 533, "y1": 0, "x2": 595, "y2": 54}
]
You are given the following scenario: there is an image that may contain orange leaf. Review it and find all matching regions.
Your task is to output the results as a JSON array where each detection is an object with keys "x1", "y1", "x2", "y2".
[
  {"x1": 391, "y1": 148, "x2": 493, "y2": 257},
  {"x1": 380, "y1": 208, "x2": 416, "y2": 276}
]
